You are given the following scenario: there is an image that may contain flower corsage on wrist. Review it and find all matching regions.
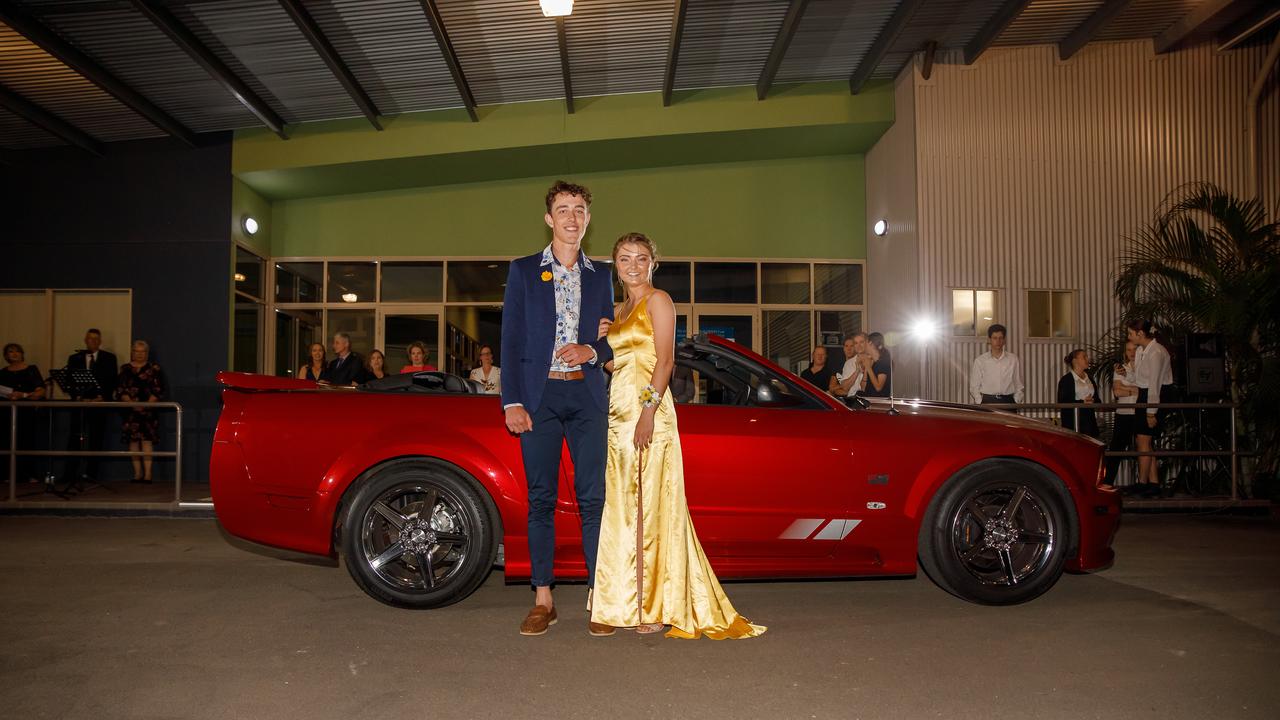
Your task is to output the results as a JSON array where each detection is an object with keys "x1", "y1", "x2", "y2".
[{"x1": 639, "y1": 383, "x2": 662, "y2": 409}]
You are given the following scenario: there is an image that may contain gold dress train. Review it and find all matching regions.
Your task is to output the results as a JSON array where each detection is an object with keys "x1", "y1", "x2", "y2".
[{"x1": 589, "y1": 295, "x2": 766, "y2": 640}]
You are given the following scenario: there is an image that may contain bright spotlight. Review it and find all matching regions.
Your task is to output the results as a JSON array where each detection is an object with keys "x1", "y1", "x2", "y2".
[
  {"x1": 242, "y1": 215, "x2": 259, "y2": 236},
  {"x1": 872, "y1": 219, "x2": 888, "y2": 236},
  {"x1": 540, "y1": 0, "x2": 573, "y2": 17},
  {"x1": 910, "y1": 318, "x2": 937, "y2": 341}
]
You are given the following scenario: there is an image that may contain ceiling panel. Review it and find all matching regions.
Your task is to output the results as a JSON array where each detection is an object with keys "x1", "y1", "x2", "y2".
[
  {"x1": 775, "y1": 0, "x2": 902, "y2": 84},
  {"x1": 565, "y1": 0, "x2": 672, "y2": 98},
  {"x1": 435, "y1": 0, "x2": 562, "y2": 106},
  {"x1": 674, "y1": 0, "x2": 791, "y2": 91}
]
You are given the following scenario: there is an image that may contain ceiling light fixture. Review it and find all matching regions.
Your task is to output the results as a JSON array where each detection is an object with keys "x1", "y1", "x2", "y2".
[
  {"x1": 341, "y1": 293, "x2": 358, "y2": 303},
  {"x1": 540, "y1": 0, "x2": 573, "y2": 17},
  {"x1": 234, "y1": 272, "x2": 247, "y2": 282}
]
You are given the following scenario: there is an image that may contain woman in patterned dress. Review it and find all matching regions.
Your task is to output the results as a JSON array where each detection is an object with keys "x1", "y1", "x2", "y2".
[{"x1": 116, "y1": 340, "x2": 166, "y2": 484}]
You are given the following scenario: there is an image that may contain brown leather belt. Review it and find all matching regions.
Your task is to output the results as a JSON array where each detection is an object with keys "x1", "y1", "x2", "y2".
[{"x1": 548, "y1": 370, "x2": 584, "y2": 381}]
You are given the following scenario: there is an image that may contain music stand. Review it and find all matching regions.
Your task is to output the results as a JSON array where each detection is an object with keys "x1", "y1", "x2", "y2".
[{"x1": 49, "y1": 367, "x2": 111, "y2": 496}]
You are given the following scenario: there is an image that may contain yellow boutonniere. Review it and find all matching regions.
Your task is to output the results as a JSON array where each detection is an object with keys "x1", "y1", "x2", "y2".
[{"x1": 540, "y1": 270, "x2": 553, "y2": 282}]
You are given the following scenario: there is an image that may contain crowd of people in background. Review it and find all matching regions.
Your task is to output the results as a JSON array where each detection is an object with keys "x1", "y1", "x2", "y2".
[
  {"x1": 1, "y1": 328, "x2": 168, "y2": 486},
  {"x1": 4, "y1": 316, "x2": 1173, "y2": 493}
]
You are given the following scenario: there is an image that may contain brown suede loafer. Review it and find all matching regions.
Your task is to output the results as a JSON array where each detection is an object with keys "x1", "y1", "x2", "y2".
[
  {"x1": 519, "y1": 605, "x2": 557, "y2": 636},
  {"x1": 588, "y1": 620, "x2": 615, "y2": 637}
]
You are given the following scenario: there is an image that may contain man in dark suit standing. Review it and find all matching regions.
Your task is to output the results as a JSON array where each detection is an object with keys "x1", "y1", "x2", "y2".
[
  {"x1": 64, "y1": 328, "x2": 118, "y2": 484},
  {"x1": 320, "y1": 332, "x2": 364, "y2": 386},
  {"x1": 502, "y1": 180, "x2": 615, "y2": 637}
]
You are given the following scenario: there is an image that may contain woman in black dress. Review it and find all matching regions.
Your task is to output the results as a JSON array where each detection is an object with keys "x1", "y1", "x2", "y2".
[
  {"x1": 1057, "y1": 349, "x2": 1099, "y2": 438},
  {"x1": 115, "y1": 340, "x2": 166, "y2": 483},
  {"x1": 297, "y1": 342, "x2": 326, "y2": 381},
  {"x1": 1, "y1": 343, "x2": 46, "y2": 482}
]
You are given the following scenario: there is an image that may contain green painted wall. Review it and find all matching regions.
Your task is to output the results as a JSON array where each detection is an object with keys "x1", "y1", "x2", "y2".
[{"x1": 272, "y1": 154, "x2": 867, "y2": 260}]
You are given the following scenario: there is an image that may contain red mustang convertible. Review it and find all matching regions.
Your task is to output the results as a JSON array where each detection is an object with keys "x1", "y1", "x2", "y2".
[{"x1": 212, "y1": 335, "x2": 1119, "y2": 608}]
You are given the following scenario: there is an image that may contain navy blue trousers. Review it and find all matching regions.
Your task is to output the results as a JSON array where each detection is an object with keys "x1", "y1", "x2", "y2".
[{"x1": 520, "y1": 379, "x2": 607, "y2": 589}]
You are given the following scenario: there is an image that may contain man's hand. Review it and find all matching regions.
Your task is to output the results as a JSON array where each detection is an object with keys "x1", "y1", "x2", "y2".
[
  {"x1": 1146, "y1": 414, "x2": 1157, "y2": 429},
  {"x1": 597, "y1": 318, "x2": 612, "y2": 340},
  {"x1": 555, "y1": 343, "x2": 595, "y2": 366},
  {"x1": 506, "y1": 406, "x2": 534, "y2": 434}
]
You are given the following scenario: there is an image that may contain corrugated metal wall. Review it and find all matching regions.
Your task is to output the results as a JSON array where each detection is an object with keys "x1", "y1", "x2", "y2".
[{"x1": 906, "y1": 40, "x2": 1280, "y2": 407}]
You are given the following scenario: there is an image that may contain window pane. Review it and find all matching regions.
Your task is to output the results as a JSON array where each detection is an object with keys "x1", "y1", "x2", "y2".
[
  {"x1": 233, "y1": 303, "x2": 261, "y2": 373},
  {"x1": 761, "y1": 263, "x2": 810, "y2": 305},
  {"x1": 763, "y1": 310, "x2": 810, "y2": 375},
  {"x1": 1052, "y1": 291, "x2": 1074, "y2": 338},
  {"x1": 1028, "y1": 291, "x2": 1052, "y2": 338},
  {"x1": 386, "y1": 313, "x2": 441, "y2": 372},
  {"x1": 234, "y1": 247, "x2": 264, "y2": 300},
  {"x1": 975, "y1": 290, "x2": 996, "y2": 338},
  {"x1": 952, "y1": 289, "x2": 976, "y2": 336},
  {"x1": 653, "y1": 261, "x2": 691, "y2": 304},
  {"x1": 814, "y1": 264, "x2": 863, "y2": 305},
  {"x1": 327, "y1": 309, "x2": 376, "y2": 359},
  {"x1": 328, "y1": 262, "x2": 377, "y2": 304},
  {"x1": 444, "y1": 306, "x2": 503, "y2": 375},
  {"x1": 274, "y1": 309, "x2": 322, "y2": 377},
  {"x1": 817, "y1": 310, "x2": 861, "y2": 347},
  {"x1": 697, "y1": 314, "x2": 752, "y2": 345},
  {"x1": 448, "y1": 261, "x2": 509, "y2": 302},
  {"x1": 694, "y1": 262, "x2": 756, "y2": 304},
  {"x1": 274, "y1": 262, "x2": 323, "y2": 304},
  {"x1": 382, "y1": 262, "x2": 443, "y2": 303}
]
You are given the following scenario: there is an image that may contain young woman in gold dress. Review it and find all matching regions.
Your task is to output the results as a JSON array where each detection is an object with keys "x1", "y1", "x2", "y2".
[{"x1": 589, "y1": 233, "x2": 765, "y2": 640}]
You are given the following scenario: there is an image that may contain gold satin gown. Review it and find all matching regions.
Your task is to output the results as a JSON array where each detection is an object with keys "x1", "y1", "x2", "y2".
[{"x1": 590, "y1": 295, "x2": 766, "y2": 639}]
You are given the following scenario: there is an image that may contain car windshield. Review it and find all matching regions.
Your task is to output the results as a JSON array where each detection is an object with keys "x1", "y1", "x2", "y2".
[{"x1": 673, "y1": 343, "x2": 823, "y2": 410}]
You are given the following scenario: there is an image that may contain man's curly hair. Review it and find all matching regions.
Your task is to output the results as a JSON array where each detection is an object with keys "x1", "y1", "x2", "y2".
[{"x1": 545, "y1": 180, "x2": 592, "y2": 213}]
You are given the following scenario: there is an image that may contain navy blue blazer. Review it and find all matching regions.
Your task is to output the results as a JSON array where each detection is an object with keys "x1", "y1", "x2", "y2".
[{"x1": 500, "y1": 249, "x2": 615, "y2": 414}]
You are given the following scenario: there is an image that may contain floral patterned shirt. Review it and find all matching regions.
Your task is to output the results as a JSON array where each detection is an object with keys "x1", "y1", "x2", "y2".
[{"x1": 541, "y1": 244, "x2": 595, "y2": 372}]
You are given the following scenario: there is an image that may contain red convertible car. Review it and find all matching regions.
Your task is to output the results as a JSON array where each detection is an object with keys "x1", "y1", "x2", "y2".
[{"x1": 212, "y1": 334, "x2": 1119, "y2": 608}]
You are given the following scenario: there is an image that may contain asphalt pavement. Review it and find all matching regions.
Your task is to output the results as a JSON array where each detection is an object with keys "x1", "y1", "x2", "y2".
[{"x1": 1, "y1": 514, "x2": 1277, "y2": 720}]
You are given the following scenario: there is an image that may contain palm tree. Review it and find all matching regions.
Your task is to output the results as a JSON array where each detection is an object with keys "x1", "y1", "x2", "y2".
[{"x1": 1112, "y1": 182, "x2": 1280, "y2": 493}]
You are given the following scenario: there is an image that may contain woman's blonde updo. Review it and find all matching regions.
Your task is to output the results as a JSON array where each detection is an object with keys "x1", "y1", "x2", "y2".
[{"x1": 612, "y1": 232, "x2": 660, "y2": 299}]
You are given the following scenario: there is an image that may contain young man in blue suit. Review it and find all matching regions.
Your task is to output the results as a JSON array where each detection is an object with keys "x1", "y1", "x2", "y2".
[{"x1": 501, "y1": 181, "x2": 616, "y2": 637}]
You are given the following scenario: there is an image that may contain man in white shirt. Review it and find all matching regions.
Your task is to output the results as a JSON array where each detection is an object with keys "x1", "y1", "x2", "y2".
[
  {"x1": 969, "y1": 324, "x2": 1024, "y2": 406},
  {"x1": 830, "y1": 333, "x2": 867, "y2": 398}
]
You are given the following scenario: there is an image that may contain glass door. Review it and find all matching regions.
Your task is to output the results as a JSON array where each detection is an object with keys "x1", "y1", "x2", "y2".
[{"x1": 377, "y1": 306, "x2": 443, "y2": 374}]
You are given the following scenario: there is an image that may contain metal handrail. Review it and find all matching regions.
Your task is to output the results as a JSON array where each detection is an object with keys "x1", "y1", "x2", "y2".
[
  {"x1": 961, "y1": 400, "x2": 1242, "y2": 500},
  {"x1": 3, "y1": 400, "x2": 184, "y2": 504}
]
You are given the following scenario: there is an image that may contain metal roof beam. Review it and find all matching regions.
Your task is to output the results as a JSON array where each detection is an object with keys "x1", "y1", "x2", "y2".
[
  {"x1": 963, "y1": 0, "x2": 1034, "y2": 65},
  {"x1": 0, "y1": 83, "x2": 103, "y2": 157},
  {"x1": 0, "y1": 0, "x2": 198, "y2": 146},
  {"x1": 1155, "y1": 0, "x2": 1252, "y2": 54},
  {"x1": 556, "y1": 17, "x2": 573, "y2": 114},
  {"x1": 417, "y1": 0, "x2": 477, "y2": 122},
  {"x1": 662, "y1": 0, "x2": 688, "y2": 107},
  {"x1": 1216, "y1": 5, "x2": 1280, "y2": 52},
  {"x1": 756, "y1": 0, "x2": 809, "y2": 100},
  {"x1": 849, "y1": 0, "x2": 927, "y2": 94},
  {"x1": 128, "y1": 0, "x2": 287, "y2": 138},
  {"x1": 276, "y1": 0, "x2": 382, "y2": 130},
  {"x1": 1058, "y1": 0, "x2": 1134, "y2": 61}
]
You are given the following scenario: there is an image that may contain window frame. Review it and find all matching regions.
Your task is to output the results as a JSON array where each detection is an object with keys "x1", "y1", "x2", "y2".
[
  {"x1": 1025, "y1": 288, "x2": 1077, "y2": 341},
  {"x1": 949, "y1": 287, "x2": 1001, "y2": 339}
]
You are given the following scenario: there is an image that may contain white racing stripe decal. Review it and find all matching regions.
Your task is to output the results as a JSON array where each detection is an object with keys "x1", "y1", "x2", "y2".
[
  {"x1": 779, "y1": 518, "x2": 824, "y2": 540},
  {"x1": 779, "y1": 518, "x2": 862, "y2": 540}
]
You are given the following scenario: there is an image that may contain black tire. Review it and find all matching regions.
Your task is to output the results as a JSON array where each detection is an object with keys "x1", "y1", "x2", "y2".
[
  {"x1": 339, "y1": 458, "x2": 498, "y2": 609},
  {"x1": 918, "y1": 459, "x2": 1075, "y2": 605}
]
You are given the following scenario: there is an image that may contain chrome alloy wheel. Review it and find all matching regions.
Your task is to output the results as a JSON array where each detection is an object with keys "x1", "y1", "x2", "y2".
[
  {"x1": 949, "y1": 484, "x2": 1056, "y2": 587},
  {"x1": 360, "y1": 482, "x2": 471, "y2": 591}
]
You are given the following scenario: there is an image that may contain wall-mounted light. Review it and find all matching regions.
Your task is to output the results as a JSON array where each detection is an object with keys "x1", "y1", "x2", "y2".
[
  {"x1": 234, "y1": 272, "x2": 247, "y2": 282},
  {"x1": 242, "y1": 215, "x2": 260, "y2": 236},
  {"x1": 540, "y1": 0, "x2": 573, "y2": 17},
  {"x1": 341, "y1": 293, "x2": 358, "y2": 303},
  {"x1": 910, "y1": 318, "x2": 937, "y2": 342},
  {"x1": 872, "y1": 219, "x2": 888, "y2": 237}
]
